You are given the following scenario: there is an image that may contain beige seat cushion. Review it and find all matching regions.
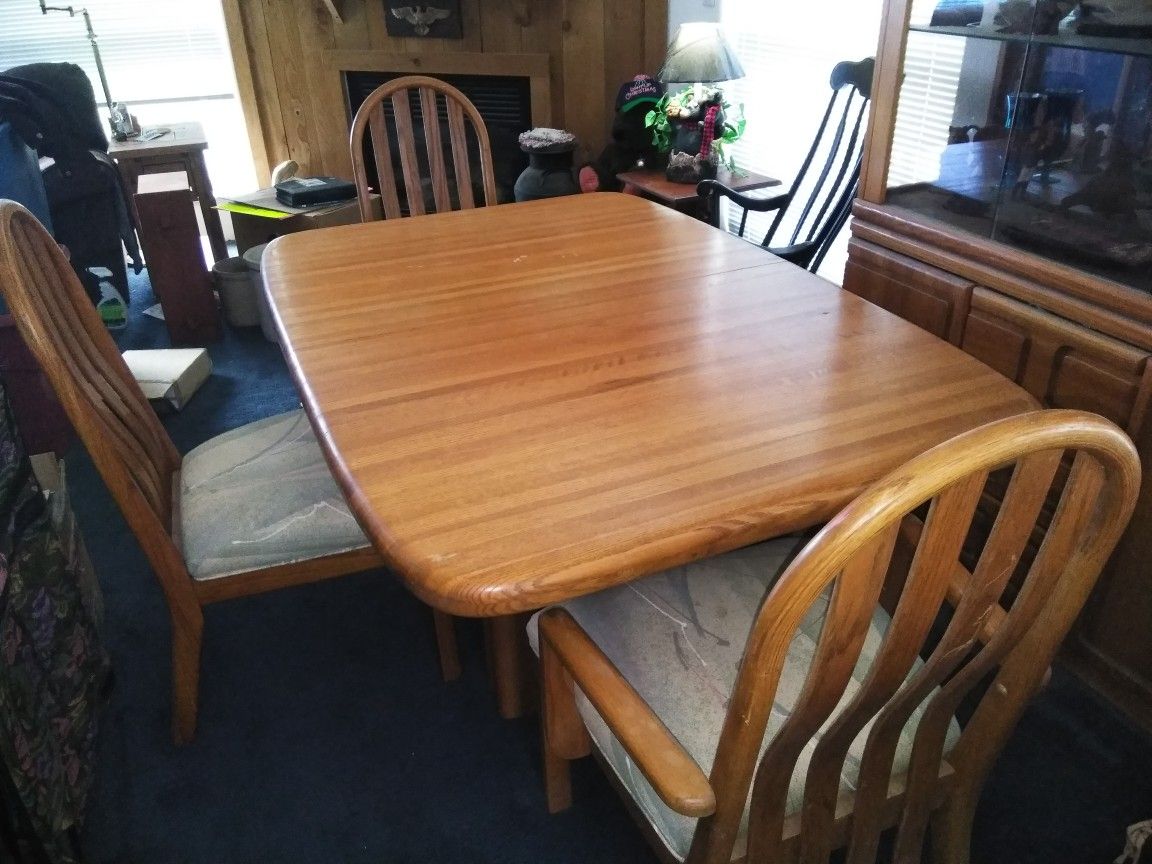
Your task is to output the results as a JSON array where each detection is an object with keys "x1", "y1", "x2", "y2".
[
  {"x1": 527, "y1": 536, "x2": 960, "y2": 862},
  {"x1": 179, "y1": 410, "x2": 370, "y2": 580}
]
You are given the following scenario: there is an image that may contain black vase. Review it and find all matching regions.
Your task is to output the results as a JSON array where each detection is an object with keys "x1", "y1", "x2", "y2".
[{"x1": 514, "y1": 151, "x2": 579, "y2": 202}]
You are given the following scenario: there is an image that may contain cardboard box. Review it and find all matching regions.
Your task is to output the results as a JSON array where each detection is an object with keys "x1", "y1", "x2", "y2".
[
  {"x1": 225, "y1": 194, "x2": 381, "y2": 255},
  {"x1": 123, "y1": 348, "x2": 212, "y2": 411}
]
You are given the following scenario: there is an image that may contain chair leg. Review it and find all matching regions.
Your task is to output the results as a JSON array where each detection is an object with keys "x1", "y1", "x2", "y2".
[
  {"x1": 171, "y1": 610, "x2": 204, "y2": 746},
  {"x1": 542, "y1": 734, "x2": 574, "y2": 814},
  {"x1": 540, "y1": 634, "x2": 591, "y2": 813},
  {"x1": 432, "y1": 609, "x2": 461, "y2": 681}
]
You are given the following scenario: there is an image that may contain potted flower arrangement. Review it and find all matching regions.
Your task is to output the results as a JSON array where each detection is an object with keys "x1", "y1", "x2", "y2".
[{"x1": 645, "y1": 85, "x2": 745, "y2": 183}]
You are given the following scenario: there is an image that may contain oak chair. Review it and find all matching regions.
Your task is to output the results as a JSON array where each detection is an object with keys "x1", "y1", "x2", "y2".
[
  {"x1": 0, "y1": 200, "x2": 460, "y2": 744},
  {"x1": 349, "y1": 75, "x2": 498, "y2": 223},
  {"x1": 697, "y1": 57, "x2": 874, "y2": 272},
  {"x1": 533, "y1": 410, "x2": 1139, "y2": 864}
]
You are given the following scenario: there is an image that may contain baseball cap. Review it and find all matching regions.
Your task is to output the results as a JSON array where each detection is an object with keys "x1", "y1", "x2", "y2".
[{"x1": 616, "y1": 75, "x2": 663, "y2": 112}]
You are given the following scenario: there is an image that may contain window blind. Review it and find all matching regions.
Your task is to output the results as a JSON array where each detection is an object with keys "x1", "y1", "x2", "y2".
[
  {"x1": 0, "y1": 0, "x2": 232, "y2": 104},
  {"x1": 888, "y1": 30, "x2": 967, "y2": 187}
]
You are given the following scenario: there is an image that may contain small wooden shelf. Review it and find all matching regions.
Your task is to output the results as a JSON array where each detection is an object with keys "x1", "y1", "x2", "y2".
[{"x1": 909, "y1": 24, "x2": 1152, "y2": 57}]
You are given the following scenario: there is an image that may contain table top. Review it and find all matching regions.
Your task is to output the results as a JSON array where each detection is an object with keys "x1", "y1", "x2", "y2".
[
  {"x1": 617, "y1": 167, "x2": 780, "y2": 205},
  {"x1": 262, "y1": 193, "x2": 1036, "y2": 617},
  {"x1": 107, "y1": 121, "x2": 207, "y2": 159}
]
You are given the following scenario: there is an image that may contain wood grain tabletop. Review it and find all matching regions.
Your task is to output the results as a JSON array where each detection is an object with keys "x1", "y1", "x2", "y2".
[{"x1": 262, "y1": 193, "x2": 1037, "y2": 617}]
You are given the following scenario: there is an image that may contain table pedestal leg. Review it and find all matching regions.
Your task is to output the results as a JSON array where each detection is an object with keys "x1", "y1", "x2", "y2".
[{"x1": 484, "y1": 614, "x2": 530, "y2": 719}]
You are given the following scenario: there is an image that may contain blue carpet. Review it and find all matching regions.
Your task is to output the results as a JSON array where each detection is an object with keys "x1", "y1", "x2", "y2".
[{"x1": 70, "y1": 269, "x2": 1152, "y2": 863}]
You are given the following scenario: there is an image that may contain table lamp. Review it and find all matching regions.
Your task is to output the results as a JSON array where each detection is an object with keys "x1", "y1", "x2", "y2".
[{"x1": 657, "y1": 22, "x2": 746, "y2": 100}]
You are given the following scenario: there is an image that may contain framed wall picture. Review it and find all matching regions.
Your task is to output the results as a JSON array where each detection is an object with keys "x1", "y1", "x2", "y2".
[{"x1": 384, "y1": 1, "x2": 463, "y2": 39}]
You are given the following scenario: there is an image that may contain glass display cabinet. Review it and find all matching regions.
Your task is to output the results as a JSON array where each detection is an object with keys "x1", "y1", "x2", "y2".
[
  {"x1": 845, "y1": 0, "x2": 1152, "y2": 732},
  {"x1": 886, "y1": 0, "x2": 1151, "y2": 294}
]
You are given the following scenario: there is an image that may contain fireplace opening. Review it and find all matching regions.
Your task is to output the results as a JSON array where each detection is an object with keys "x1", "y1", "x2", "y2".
[{"x1": 343, "y1": 71, "x2": 532, "y2": 211}]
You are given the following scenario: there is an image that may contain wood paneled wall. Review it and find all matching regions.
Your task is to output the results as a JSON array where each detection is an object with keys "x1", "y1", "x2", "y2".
[{"x1": 221, "y1": 0, "x2": 670, "y2": 184}]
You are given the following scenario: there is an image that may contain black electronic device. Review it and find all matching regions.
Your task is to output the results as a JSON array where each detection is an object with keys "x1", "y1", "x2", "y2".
[{"x1": 274, "y1": 176, "x2": 357, "y2": 208}]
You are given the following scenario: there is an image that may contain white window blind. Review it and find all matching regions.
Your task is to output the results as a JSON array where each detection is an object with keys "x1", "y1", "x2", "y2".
[
  {"x1": 719, "y1": 0, "x2": 884, "y2": 281},
  {"x1": 0, "y1": 0, "x2": 232, "y2": 104},
  {"x1": 888, "y1": 30, "x2": 966, "y2": 187}
]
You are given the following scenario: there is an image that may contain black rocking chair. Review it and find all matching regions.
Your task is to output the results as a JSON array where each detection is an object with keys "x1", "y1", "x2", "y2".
[{"x1": 697, "y1": 57, "x2": 874, "y2": 273}]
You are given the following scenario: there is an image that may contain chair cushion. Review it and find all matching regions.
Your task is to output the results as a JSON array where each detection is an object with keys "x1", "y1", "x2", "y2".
[
  {"x1": 179, "y1": 410, "x2": 370, "y2": 581},
  {"x1": 527, "y1": 536, "x2": 960, "y2": 862}
]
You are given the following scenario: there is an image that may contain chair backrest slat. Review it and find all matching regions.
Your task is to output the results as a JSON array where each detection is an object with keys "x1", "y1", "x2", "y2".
[
  {"x1": 684, "y1": 411, "x2": 1139, "y2": 864},
  {"x1": 420, "y1": 87, "x2": 453, "y2": 213},
  {"x1": 763, "y1": 90, "x2": 841, "y2": 249},
  {"x1": 368, "y1": 105, "x2": 403, "y2": 220},
  {"x1": 446, "y1": 99, "x2": 476, "y2": 210},
  {"x1": 792, "y1": 97, "x2": 868, "y2": 250},
  {"x1": 349, "y1": 75, "x2": 497, "y2": 221},
  {"x1": 391, "y1": 89, "x2": 426, "y2": 217},
  {"x1": 787, "y1": 90, "x2": 852, "y2": 246},
  {"x1": 784, "y1": 79, "x2": 871, "y2": 254}
]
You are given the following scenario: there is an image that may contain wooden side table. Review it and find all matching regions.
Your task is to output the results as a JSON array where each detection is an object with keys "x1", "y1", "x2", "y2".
[
  {"x1": 109, "y1": 121, "x2": 227, "y2": 263},
  {"x1": 616, "y1": 167, "x2": 781, "y2": 217}
]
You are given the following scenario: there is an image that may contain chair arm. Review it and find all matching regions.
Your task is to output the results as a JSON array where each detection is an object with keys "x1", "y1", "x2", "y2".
[
  {"x1": 767, "y1": 240, "x2": 819, "y2": 267},
  {"x1": 539, "y1": 608, "x2": 717, "y2": 818},
  {"x1": 696, "y1": 179, "x2": 790, "y2": 214}
]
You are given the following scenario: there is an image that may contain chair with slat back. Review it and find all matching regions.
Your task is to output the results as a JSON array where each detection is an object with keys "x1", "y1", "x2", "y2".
[
  {"x1": 697, "y1": 58, "x2": 874, "y2": 273},
  {"x1": 349, "y1": 75, "x2": 498, "y2": 222},
  {"x1": 0, "y1": 200, "x2": 460, "y2": 744},
  {"x1": 533, "y1": 409, "x2": 1139, "y2": 864}
]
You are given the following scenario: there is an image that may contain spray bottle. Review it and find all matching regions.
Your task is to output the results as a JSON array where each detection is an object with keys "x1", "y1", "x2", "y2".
[{"x1": 96, "y1": 281, "x2": 127, "y2": 330}]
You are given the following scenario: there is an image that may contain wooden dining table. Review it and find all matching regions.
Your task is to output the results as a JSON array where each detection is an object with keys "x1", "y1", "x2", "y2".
[{"x1": 261, "y1": 192, "x2": 1036, "y2": 714}]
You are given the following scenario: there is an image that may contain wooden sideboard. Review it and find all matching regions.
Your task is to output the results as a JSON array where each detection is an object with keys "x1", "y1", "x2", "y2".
[{"x1": 845, "y1": 0, "x2": 1152, "y2": 731}]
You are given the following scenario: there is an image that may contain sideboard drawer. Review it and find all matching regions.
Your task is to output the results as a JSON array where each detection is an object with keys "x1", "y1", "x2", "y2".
[
  {"x1": 962, "y1": 289, "x2": 1152, "y2": 436},
  {"x1": 843, "y1": 239, "x2": 973, "y2": 346}
]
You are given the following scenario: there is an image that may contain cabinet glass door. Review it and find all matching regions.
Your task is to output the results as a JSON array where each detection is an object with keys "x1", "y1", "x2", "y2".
[{"x1": 885, "y1": 0, "x2": 1152, "y2": 295}]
